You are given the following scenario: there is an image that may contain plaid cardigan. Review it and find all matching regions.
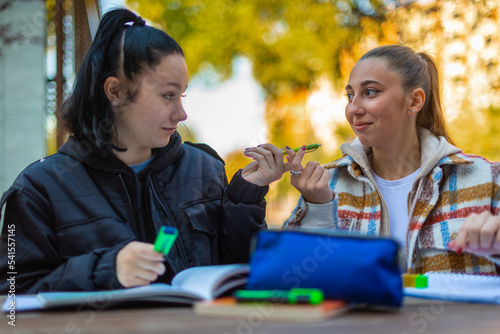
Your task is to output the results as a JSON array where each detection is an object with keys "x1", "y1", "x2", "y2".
[{"x1": 283, "y1": 129, "x2": 500, "y2": 275}]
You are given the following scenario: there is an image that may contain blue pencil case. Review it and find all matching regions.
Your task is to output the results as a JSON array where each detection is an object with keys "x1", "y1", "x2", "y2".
[{"x1": 246, "y1": 229, "x2": 403, "y2": 307}]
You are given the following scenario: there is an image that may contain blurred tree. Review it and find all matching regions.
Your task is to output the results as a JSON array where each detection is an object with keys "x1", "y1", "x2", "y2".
[
  {"x1": 177, "y1": 123, "x2": 197, "y2": 143},
  {"x1": 392, "y1": 0, "x2": 500, "y2": 161},
  {"x1": 451, "y1": 106, "x2": 500, "y2": 160},
  {"x1": 132, "y1": 0, "x2": 393, "y2": 95}
]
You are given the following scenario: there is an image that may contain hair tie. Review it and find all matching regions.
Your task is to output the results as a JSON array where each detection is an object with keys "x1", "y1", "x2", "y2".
[{"x1": 124, "y1": 16, "x2": 146, "y2": 27}]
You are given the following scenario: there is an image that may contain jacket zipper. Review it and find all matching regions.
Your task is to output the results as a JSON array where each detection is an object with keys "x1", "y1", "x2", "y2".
[
  {"x1": 118, "y1": 174, "x2": 143, "y2": 241},
  {"x1": 149, "y1": 176, "x2": 191, "y2": 269}
]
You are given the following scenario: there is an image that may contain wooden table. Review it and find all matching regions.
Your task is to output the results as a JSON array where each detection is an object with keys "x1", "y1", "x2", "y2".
[{"x1": 1, "y1": 297, "x2": 499, "y2": 334}]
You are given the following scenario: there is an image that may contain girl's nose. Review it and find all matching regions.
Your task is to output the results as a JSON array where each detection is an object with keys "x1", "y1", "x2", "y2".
[
  {"x1": 346, "y1": 96, "x2": 364, "y2": 117},
  {"x1": 175, "y1": 103, "x2": 188, "y2": 122}
]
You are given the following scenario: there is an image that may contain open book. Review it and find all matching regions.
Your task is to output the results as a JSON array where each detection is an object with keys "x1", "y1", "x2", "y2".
[
  {"x1": 2, "y1": 264, "x2": 249, "y2": 312},
  {"x1": 404, "y1": 272, "x2": 500, "y2": 304}
]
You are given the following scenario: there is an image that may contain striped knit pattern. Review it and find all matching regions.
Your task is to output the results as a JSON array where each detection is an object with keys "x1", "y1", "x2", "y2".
[{"x1": 284, "y1": 152, "x2": 500, "y2": 276}]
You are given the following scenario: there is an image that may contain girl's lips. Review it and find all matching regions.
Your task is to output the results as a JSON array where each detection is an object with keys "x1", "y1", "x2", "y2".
[{"x1": 354, "y1": 122, "x2": 371, "y2": 131}]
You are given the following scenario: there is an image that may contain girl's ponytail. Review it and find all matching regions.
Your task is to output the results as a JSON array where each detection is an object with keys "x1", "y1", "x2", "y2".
[{"x1": 416, "y1": 52, "x2": 455, "y2": 146}]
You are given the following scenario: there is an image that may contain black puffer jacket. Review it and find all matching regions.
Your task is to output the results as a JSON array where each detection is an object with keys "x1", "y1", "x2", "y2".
[{"x1": 0, "y1": 132, "x2": 267, "y2": 293}]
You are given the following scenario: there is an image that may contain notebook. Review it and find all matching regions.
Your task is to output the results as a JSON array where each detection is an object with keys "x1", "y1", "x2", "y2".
[
  {"x1": 2, "y1": 264, "x2": 249, "y2": 312},
  {"x1": 404, "y1": 272, "x2": 500, "y2": 304},
  {"x1": 194, "y1": 297, "x2": 352, "y2": 322}
]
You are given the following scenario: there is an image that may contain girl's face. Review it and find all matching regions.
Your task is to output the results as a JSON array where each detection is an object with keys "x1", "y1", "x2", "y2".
[
  {"x1": 344, "y1": 58, "x2": 416, "y2": 150},
  {"x1": 114, "y1": 54, "x2": 188, "y2": 154}
]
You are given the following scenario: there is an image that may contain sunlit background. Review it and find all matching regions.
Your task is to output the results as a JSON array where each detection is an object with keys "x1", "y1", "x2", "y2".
[{"x1": 1, "y1": 0, "x2": 499, "y2": 227}]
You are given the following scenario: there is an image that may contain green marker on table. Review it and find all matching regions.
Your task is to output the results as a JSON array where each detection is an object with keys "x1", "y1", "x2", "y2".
[
  {"x1": 154, "y1": 226, "x2": 178, "y2": 255},
  {"x1": 234, "y1": 288, "x2": 324, "y2": 305},
  {"x1": 283, "y1": 144, "x2": 321, "y2": 155}
]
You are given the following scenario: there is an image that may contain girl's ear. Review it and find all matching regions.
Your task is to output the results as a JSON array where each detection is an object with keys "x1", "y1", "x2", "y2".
[
  {"x1": 408, "y1": 88, "x2": 425, "y2": 115},
  {"x1": 103, "y1": 76, "x2": 122, "y2": 106}
]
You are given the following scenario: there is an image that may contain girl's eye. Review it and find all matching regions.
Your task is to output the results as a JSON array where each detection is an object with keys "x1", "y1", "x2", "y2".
[
  {"x1": 366, "y1": 88, "x2": 378, "y2": 96},
  {"x1": 164, "y1": 94, "x2": 187, "y2": 100},
  {"x1": 345, "y1": 92, "x2": 353, "y2": 102}
]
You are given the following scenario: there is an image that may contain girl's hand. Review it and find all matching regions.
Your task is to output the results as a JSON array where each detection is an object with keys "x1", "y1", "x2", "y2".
[
  {"x1": 116, "y1": 241, "x2": 166, "y2": 288},
  {"x1": 286, "y1": 145, "x2": 333, "y2": 204},
  {"x1": 241, "y1": 144, "x2": 289, "y2": 187},
  {"x1": 447, "y1": 211, "x2": 500, "y2": 256}
]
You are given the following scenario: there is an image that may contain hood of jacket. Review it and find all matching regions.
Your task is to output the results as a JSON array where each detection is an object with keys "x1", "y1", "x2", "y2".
[
  {"x1": 339, "y1": 127, "x2": 462, "y2": 183},
  {"x1": 57, "y1": 131, "x2": 183, "y2": 175}
]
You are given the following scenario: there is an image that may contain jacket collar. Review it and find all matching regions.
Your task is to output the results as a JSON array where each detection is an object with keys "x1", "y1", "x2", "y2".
[{"x1": 58, "y1": 132, "x2": 183, "y2": 175}]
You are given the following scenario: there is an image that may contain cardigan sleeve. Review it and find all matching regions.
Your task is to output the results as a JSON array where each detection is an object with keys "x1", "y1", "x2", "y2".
[{"x1": 282, "y1": 195, "x2": 337, "y2": 230}]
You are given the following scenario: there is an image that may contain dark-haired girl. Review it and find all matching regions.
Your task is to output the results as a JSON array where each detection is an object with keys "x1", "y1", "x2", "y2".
[
  {"x1": 284, "y1": 45, "x2": 500, "y2": 275},
  {"x1": 0, "y1": 9, "x2": 285, "y2": 293}
]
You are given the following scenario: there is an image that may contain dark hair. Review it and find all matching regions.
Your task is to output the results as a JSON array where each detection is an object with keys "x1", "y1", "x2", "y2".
[
  {"x1": 359, "y1": 45, "x2": 455, "y2": 145},
  {"x1": 59, "y1": 8, "x2": 184, "y2": 153}
]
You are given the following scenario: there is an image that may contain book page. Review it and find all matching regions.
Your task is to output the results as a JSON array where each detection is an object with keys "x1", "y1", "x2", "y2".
[
  {"x1": 2, "y1": 295, "x2": 42, "y2": 312},
  {"x1": 37, "y1": 283, "x2": 202, "y2": 308},
  {"x1": 404, "y1": 272, "x2": 500, "y2": 303},
  {"x1": 172, "y1": 264, "x2": 250, "y2": 300}
]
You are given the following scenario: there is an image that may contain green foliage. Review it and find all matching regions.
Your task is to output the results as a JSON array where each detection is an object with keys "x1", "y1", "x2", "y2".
[
  {"x1": 130, "y1": 0, "x2": 388, "y2": 96},
  {"x1": 450, "y1": 106, "x2": 500, "y2": 161}
]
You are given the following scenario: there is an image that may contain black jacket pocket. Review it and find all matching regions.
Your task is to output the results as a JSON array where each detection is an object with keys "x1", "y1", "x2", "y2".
[{"x1": 181, "y1": 198, "x2": 222, "y2": 264}]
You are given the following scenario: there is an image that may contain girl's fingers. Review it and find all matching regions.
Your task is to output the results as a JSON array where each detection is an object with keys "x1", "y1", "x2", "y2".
[
  {"x1": 244, "y1": 150, "x2": 271, "y2": 170},
  {"x1": 123, "y1": 242, "x2": 163, "y2": 260},
  {"x1": 137, "y1": 260, "x2": 166, "y2": 275},
  {"x1": 290, "y1": 145, "x2": 307, "y2": 172},
  {"x1": 307, "y1": 162, "x2": 324, "y2": 184},
  {"x1": 133, "y1": 267, "x2": 160, "y2": 283},
  {"x1": 257, "y1": 143, "x2": 284, "y2": 169},
  {"x1": 451, "y1": 212, "x2": 500, "y2": 256},
  {"x1": 119, "y1": 272, "x2": 151, "y2": 288},
  {"x1": 284, "y1": 146, "x2": 296, "y2": 161},
  {"x1": 283, "y1": 161, "x2": 291, "y2": 172},
  {"x1": 245, "y1": 146, "x2": 277, "y2": 170},
  {"x1": 320, "y1": 169, "x2": 330, "y2": 185},
  {"x1": 454, "y1": 216, "x2": 473, "y2": 251},
  {"x1": 479, "y1": 217, "x2": 499, "y2": 249}
]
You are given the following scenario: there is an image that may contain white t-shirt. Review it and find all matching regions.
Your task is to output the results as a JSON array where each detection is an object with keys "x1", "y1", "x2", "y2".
[{"x1": 371, "y1": 167, "x2": 421, "y2": 250}]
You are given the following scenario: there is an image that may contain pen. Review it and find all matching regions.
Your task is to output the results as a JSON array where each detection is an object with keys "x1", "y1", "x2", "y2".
[
  {"x1": 283, "y1": 144, "x2": 321, "y2": 155},
  {"x1": 154, "y1": 226, "x2": 178, "y2": 256},
  {"x1": 234, "y1": 288, "x2": 324, "y2": 305}
]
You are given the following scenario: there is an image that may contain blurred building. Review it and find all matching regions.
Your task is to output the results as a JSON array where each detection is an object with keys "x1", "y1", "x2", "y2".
[
  {"x1": 0, "y1": 0, "x2": 100, "y2": 197},
  {"x1": 395, "y1": 0, "x2": 500, "y2": 120},
  {"x1": 0, "y1": 0, "x2": 46, "y2": 194}
]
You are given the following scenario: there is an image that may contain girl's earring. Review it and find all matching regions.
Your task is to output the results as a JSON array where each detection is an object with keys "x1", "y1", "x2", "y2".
[
  {"x1": 113, "y1": 101, "x2": 118, "y2": 106},
  {"x1": 411, "y1": 109, "x2": 415, "y2": 113}
]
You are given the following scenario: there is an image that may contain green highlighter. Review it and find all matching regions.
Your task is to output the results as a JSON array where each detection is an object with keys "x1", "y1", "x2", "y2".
[
  {"x1": 154, "y1": 226, "x2": 178, "y2": 255},
  {"x1": 234, "y1": 288, "x2": 324, "y2": 305},
  {"x1": 283, "y1": 144, "x2": 321, "y2": 155}
]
